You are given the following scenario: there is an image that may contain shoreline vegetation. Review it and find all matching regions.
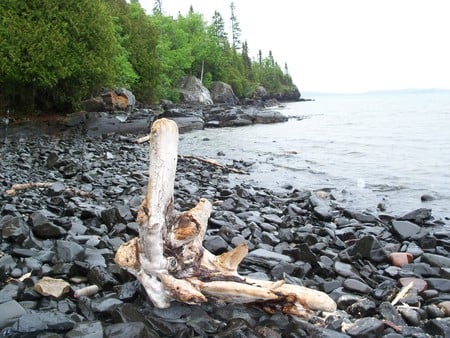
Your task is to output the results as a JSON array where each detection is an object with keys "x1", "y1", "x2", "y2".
[{"x1": 0, "y1": 1, "x2": 300, "y2": 115}]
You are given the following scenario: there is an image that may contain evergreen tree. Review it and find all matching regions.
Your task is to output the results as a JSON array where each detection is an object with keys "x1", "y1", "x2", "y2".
[
  {"x1": 230, "y1": 2, "x2": 241, "y2": 50},
  {"x1": 0, "y1": 0, "x2": 120, "y2": 112}
]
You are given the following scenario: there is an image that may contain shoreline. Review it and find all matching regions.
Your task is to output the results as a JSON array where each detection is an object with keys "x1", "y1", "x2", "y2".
[{"x1": 1, "y1": 130, "x2": 450, "y2": 336}]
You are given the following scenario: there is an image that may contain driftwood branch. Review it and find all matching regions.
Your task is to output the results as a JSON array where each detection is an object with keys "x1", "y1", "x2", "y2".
[
  {"x1": 179, "y1": 154, "x2": 248, "y2": 174},
  {"x1": 6, "y1": 183, "x2": 94, "y2": 198},
  {"x1": 115, "y1": 118, "x2": 336, "y2": 317}
]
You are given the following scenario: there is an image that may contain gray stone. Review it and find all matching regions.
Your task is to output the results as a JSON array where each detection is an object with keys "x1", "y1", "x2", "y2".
[
  {"x1": 351, "y1": 235, "x2": 388, "y2": 262},
  {"x1": 210, "y1": 81, "x2": 239, "y2": 105},
  {"x1": 399, "y1": 208, "x2": 432, "y2": 224},
  {"x1": 56, "y1": 240, "x2": 84, "y2": 262},
  {"x1": 178, "y1": 76, "x2": 213, "y2": 105},
  {"x1": 426, "y1": 278, "x2": 450, "y2": 292},
  {"x1": 378, "y1": 301, "x2": 407, "y2": 326},
  {"x1": 421, "y1": 253, "x2": 450, "y2": 268},
  {"x1": 391, "y1": 220, "x2": 426, "y2": 240},
  {"x1": 0, "y1": 300, "x2": 26, "y2": 329},
  {"x1": 345, "y1": 317, "x2": 384, "y2": 338},
  {"x1": 203, "y1": 235, "x2": 229, "y2": 254},
  {"x1": 1, "y1": 216, "x2": 29, "y2": 242},
  {"x1": 243, "y1": 248, "x2": 292, "y2": 268},
  {"x1": 343, "y1": 278, "x2": 373, "y2": 294},
  {"x1": 66, "y1": 321, "x2": 103, "y2": 338}
]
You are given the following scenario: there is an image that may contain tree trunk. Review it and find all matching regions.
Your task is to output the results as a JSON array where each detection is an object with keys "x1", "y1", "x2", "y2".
[{"x1": 114, "y1": 118, "x2": 337, "y2": 317}]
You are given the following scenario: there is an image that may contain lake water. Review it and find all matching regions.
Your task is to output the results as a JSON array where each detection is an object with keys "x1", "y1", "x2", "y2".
[{"x1": 179, "y1": 91, "x2": 450, "y2": 221}]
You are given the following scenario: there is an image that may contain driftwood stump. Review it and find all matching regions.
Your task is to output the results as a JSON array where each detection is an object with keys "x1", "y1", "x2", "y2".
[{"x1": 114, "y1": 118, "x2": 336, "y2": 317}]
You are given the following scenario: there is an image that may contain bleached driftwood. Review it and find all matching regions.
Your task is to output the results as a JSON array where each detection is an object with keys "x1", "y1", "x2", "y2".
[
  {"x1": 6, "y1": 182, "x2": 94, "y2": 198},
  {"x1": 115, "y1": 118, "x2": 336, "y2": 317}
]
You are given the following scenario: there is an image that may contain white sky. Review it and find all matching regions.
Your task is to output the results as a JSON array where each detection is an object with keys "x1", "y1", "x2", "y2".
[{"x1": 139, "y1": 0, "x2": 450, "y2": 93}]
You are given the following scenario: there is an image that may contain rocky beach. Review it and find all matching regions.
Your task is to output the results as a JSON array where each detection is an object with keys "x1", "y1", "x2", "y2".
[{"x1": 1, "y1": 108, "x2": 450, "y2": 337}]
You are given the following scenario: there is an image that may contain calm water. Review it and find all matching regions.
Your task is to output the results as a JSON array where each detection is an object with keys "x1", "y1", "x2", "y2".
[{"x1": 179, "y1": 91, "x2": 450, "y2": 221}]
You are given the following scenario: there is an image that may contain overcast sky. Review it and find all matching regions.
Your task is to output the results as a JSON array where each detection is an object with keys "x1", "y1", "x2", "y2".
[{"x1": 139, "y1": 0, "x2": 450, "y2": 93}]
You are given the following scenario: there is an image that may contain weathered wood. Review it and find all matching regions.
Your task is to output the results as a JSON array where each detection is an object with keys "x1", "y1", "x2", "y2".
[
  {"x1": 6, "y1": 182, "x2": 94, "y2": 198},
  {"x1": 115, "y1": 118, "x2": 337, "y2": 317}
]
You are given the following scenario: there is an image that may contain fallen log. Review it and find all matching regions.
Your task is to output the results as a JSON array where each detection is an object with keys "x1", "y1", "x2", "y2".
[{"x1": 115, "y1": 118, "x2": 336, "y2": 317}]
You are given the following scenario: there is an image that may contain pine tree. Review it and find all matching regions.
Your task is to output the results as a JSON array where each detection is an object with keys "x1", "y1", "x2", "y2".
[{"x1": 230, "y1": 2, "x2": 241, "y2": 50}]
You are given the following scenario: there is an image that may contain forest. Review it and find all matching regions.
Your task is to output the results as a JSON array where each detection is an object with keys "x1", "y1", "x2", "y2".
[{"x1": 0, "y1": 0, "x2": 297, "y2": 113}]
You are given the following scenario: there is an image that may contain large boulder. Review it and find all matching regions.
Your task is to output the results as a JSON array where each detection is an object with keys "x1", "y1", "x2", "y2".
[
  {"x1": 178, "y1": 76, "x2": 213, "y2": 105},
  {"x1": 81, "y1": 88, "x2": 136, "y2": 112},
  {"x1": 210, "y1": 81, "x2": 239, "y2": 105},
  {"x1": 254, "y1": 86, "x2": 268, "y2": 99}
]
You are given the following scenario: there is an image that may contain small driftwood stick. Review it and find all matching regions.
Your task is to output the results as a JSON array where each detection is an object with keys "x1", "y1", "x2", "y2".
[
  {"x1": 6, "y1": 183, "x2": 94, "y2": 198},
  {"x1": 179, "y1": 155, "x2": 248, "y2": 175},
  {"x1": 115, "y1": 118, "x2": 336, "y2": 317}
]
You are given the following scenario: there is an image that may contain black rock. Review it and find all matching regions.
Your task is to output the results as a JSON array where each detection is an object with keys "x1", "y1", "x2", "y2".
[
  {"x1": 87, "y1": 266, "x2": 119, "y2": 290},
  {"x1": 426, "y1": 278, "x2": 450, "y2": 292},
  {"x1": 47, "y1": 182, "x2": 66, "y2": 196},
  {"x1": 421, "y1": 253, "x2": 450, "y2": 268},
  {"x1": 336, "y1": 294, "x2": 363, "y2": 310},
  {"x1": 1, "y1": 216, "x2": 29, "y2": 242},
  {"x1": 424, "y1": 318, "x2": 450, "y2": 337},
  {"x1": 91, "y1": 296, "x2": 123, "y2": 313},
  {"x1": 103, "y1": 322, "x2": 158, "y2": 338},
  {"x1": 351, "y1": 235, "x2": 388, "y2": 263},
  {"x1": 66, "y1": 321, "x2": 103, "y2": 338},
  {"x1": 391, "y1": 220, "x2": 426, "y2": 240},
  {"x1": 345, "y1": 317, "x2": 384, "y2": 338},
  {"x1": 9, "y1": 311, "x2": 75, "y2": 335},
  {"x1": 346, "y1": 298, "x2": 377, "y2": 318},
  {"x1": 399, "y1": 208, "x2": 432, "y2": 224},
  {"x1": 343, "y1": 279, "x2": 373, "y2": 294},
  {"x1": 56, "y1": 240, "x2": 84, "y2": 262},
  {"x1": 398, "y1": 306, "x2": 421, "y2": 326},
  {"x1": 243, "y1": 248, "x2": 292, "y2": 269},
  {"x1": 0, "y1": 300, "x2": 26, "y2": 329},
  {"x1": 203, "y1": 235, "x2": 229, "y2": 254},
  {"x1": 378, "y1": 301, "x2": 406, "y2": 326}
]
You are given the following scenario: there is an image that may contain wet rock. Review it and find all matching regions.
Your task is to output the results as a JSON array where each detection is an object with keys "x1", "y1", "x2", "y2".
[
  {"x1": 47, "y1": 182, "x2": 65, "y2": 196},
  {"x1": 66, "y1": 321, "x2": 103, "y2": 338},
  {"x1": 344, "y1": 210, "x2": 378, "y2": 224},
  {"x1": 103, "y1": 322, "x2": 157, "y2": 338},
  {"x1": 344, "y1": 317, "x2": 384, "y2": 338},
  {"x1": 420, "y1": 252, "x2": 450, "y2": 268},
  {"x1": 426, "y1": 278, "x2": 450, "y2": 292},
  {"x1": 337, "y1": 294, "x2": 363, "y2": 310},
  {"x1": 351, "y1": 235, "x2": 388, "y2": 263},
  {"x1": 378, "y1": 301, "x2": 406, "y2": 326},
  {"x1": 56, "y1": 240, "x2": 84, "y2": 262},
  {"x1": 0, "y1": 300, "x2": 26, "y2": 329},
  {"x1": 424, "y1": 318, "x2": 450, "y2": 337},
  {"x1": 334, "y1": 261, "x2": 360, "y2": 279},
  {"x1": 343, "y1": 279, "x2": 373, "y2": 294},
  {"x1": 347, "y1": 298, "x2": 377, "y2": 318},
  {"x1": 1, "y1": 216, "x2": 29, "y2": 242},
  {"x1": 398, "y1": 208, "x2": 432, "y2": 224},
  {"x1": 203, "y1": 235, "x2": 229, "y2": 254},
  {"x1": 391, "y1": 220, "x2": 426, "y2": 240},
  {"x1": 8, "y1": 311, "x2": 75, "y2": 335},
  {"x1": 243, "y1": 248, "x2": 292, "y2": 269},
  {"x1": 91, "y1": 296, "x2": 123, "y2": 313},
  {"x1": 87, "y1": 266, "x2": 119, "y2": 290},
  {"x1": 0, "y1": 283, "x2": 20, "y2": 303},
  {"x1": 421, "y1": 194, "x2": 435, "y2": 202}
]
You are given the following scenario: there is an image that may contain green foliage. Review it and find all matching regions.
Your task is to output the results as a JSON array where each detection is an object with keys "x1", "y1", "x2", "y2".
[
  {"x1": 107, "y1": 0, "x2": 160, "y2": 103},
  {"x1": 0, "y1": 1, "x2": 298, "y2": 113},
  {"x1": 0, "y1": 0, "x2": 120, "y2": 112}
]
